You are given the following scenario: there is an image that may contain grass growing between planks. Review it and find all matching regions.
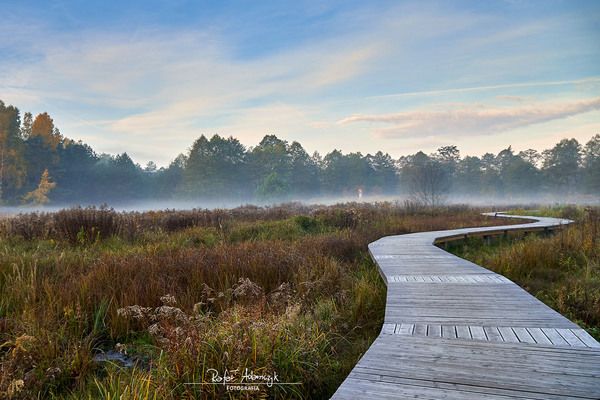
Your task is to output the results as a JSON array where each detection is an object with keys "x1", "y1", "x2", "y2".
[
  {"x1": 447, "y1": 206, "x2": 600, "y2": 341},
  {"x1": 0, "y1": 202, "x2": 517, "y2": 399}
]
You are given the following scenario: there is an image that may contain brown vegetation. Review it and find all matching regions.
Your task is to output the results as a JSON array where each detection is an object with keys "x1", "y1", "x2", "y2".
[{"x1": 0, "y1": 202, "x2": 518, "y2": 399}]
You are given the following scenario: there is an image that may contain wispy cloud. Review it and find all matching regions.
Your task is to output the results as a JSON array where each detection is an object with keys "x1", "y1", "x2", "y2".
[
  {"x1": 0, "y1": 26, "x2": 382, "y2": 164},
  {"x1": 339, "y1": 97, "x2": 600, "y2": 138},
  {"x1": 366, "y1": 78, "x2": 600, "y2": 99}
]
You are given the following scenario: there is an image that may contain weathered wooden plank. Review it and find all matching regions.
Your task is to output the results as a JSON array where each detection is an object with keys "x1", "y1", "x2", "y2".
[
  {"x1": 484, "y1": 326, "x2": 503, "y2": 342},
  {"x1": 499, "y1": 327, "x2": 519, "y2": 343},
  {"x1": 397, "y1": 323, "x2": 414, "y2": 335},
  {"x1": 541, "y1": 328, "x2": 569, "y2": 346},
  {"x1": 387, "y1": 274, "x2": 513, "y2": 284},
  {"x1": 470, "y1": 326, "x2": 487, "y2": 341},
  {"x1": 513, "y1": 327, "x2": 536, "y2": 344},
  {"x1": 382, "y1": 323, "x2": 597, "y2": 348},
  {"x1": 556, "y1": 328, "x2": 586, "y2": 347},
  {"x1": 428, "y1": 324, "x2": 441, "y2": 338},
  {"x1": 413, "y1": 323, "x2": 427, "y2": 336},
  {"x1": 527, "y1": 328, "x2": 552, "y2": 345},
  {"x1": 381, "y1": 323, "x2": 395, "y2": 335},
  {"x1": 456, "y1": 325, "x2": 471, "y2": 339},
  {"x1": 572, "y1": 329, "x2": 600, "y2": 348},
  {"x1": 442, "y1": 325, "x2": 457, "y2": 339}
]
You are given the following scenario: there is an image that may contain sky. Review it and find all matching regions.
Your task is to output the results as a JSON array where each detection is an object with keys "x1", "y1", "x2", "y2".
[{"x1": 1, "y1": 0, "x2": 599, "y2": 166}]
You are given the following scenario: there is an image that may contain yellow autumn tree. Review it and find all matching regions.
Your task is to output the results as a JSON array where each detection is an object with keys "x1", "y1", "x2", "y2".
[
  {"x1": 31, "y1": 112, "x2": 62, "y2": 150},
  {"x1": 22, "y1": 169, "x2": 56, "y2": 205}
]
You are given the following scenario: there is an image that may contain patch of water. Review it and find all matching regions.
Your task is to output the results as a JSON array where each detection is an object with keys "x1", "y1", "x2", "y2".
[{"x1": 93, "y1": 350, "x2": 135, "y2": 368}]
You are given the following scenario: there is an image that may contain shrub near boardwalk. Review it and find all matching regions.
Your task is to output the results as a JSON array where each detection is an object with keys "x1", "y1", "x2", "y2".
[{"x1": 0, "y1": 203, "x2": 517, "y2": 399}]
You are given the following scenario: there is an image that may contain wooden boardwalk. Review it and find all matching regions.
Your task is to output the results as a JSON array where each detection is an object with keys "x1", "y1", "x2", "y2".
[{"x1": 332, "y1": 213, "x2": 600, "y2": 399}]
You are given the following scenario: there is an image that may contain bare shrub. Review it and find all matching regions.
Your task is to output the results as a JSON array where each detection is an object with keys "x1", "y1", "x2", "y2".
[
  {"x1": 0, "y1": 213, "x2": 53, "y2": 241},
  {"x1": 53, "y1": 206, "x2": 128, "y2": 243}
]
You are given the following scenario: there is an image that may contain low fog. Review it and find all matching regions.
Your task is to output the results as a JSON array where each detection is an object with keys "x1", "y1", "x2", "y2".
[
  {"x1": 1, "y1": 100, "x2": 599, "y2": 214},
  {"x1": 1, "y1": 193, "x2": 598, "y2": 217}
]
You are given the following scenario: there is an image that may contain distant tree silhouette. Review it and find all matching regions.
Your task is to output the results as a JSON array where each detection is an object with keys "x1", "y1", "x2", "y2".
[
  {"x1": 542, "y1": 139, "x2": 582, "y2": 193},
  {"x1": 0, "y1": 98, "x2": 599, "y2": 206},
  {"x1": 402, "y1": 152, "x2": 450, "y2": 206},
  {"x1": 183, "y1": 134, "x2": 248, "y2": 199},
  {"x1": 583, "y1": 134, "x2": 600, "y2": 193}
]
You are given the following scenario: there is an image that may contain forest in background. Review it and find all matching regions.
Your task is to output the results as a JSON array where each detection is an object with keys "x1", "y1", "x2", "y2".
[{"x1": 1, "y1": 99, "x2": 599, "y2": 207}]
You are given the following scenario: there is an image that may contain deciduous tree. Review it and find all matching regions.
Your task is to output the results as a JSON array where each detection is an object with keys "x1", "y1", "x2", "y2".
[{"x1": 22, "y1": 168, "x2": 56, "y2": 205}]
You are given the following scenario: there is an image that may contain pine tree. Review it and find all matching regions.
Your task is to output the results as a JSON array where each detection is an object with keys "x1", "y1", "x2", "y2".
[
  {"x1": 0, "y1": 101, "x2": 27, "y2": 203},
  {"x1": 21, "y1": 112, "x2": 33, "y2": 139}
]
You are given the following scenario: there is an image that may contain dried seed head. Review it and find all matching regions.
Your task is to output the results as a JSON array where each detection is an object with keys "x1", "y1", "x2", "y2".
[{"x1": 160, "y1": 294, "x2": 177, "y2": 306}]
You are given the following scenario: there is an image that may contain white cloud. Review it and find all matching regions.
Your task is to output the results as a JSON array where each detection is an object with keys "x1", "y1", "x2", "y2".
[
  {"x1": 365, "y1": 78, "x2": 600, "y2": 100},
  {"x1": 338, "y1": 97, "x2": 600, "y2": 138}
]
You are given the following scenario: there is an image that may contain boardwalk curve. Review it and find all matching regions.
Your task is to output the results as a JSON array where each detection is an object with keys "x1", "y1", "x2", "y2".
[{"x1": 332, "y1": 213, "x2": 600, "y2": 399}]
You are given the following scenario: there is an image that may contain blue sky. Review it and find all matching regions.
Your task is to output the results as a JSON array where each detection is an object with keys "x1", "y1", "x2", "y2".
[{"x1": 1, "y1": 0, "x2": 599, "y2": 165}]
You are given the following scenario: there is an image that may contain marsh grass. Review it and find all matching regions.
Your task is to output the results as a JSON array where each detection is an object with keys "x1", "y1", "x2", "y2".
[{"x1": 0, "y1": 202, "x2": 517, "y2": 399}]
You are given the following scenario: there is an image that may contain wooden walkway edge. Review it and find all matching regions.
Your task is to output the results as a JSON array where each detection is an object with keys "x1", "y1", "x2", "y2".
[{"x1": 331, "y1": 213, "x2": 600, "y2": 399}]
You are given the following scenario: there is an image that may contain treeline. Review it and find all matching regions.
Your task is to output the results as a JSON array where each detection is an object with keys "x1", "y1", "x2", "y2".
[{"x1": 0, "y1": 99, "x2": 599, "y2": 206}]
